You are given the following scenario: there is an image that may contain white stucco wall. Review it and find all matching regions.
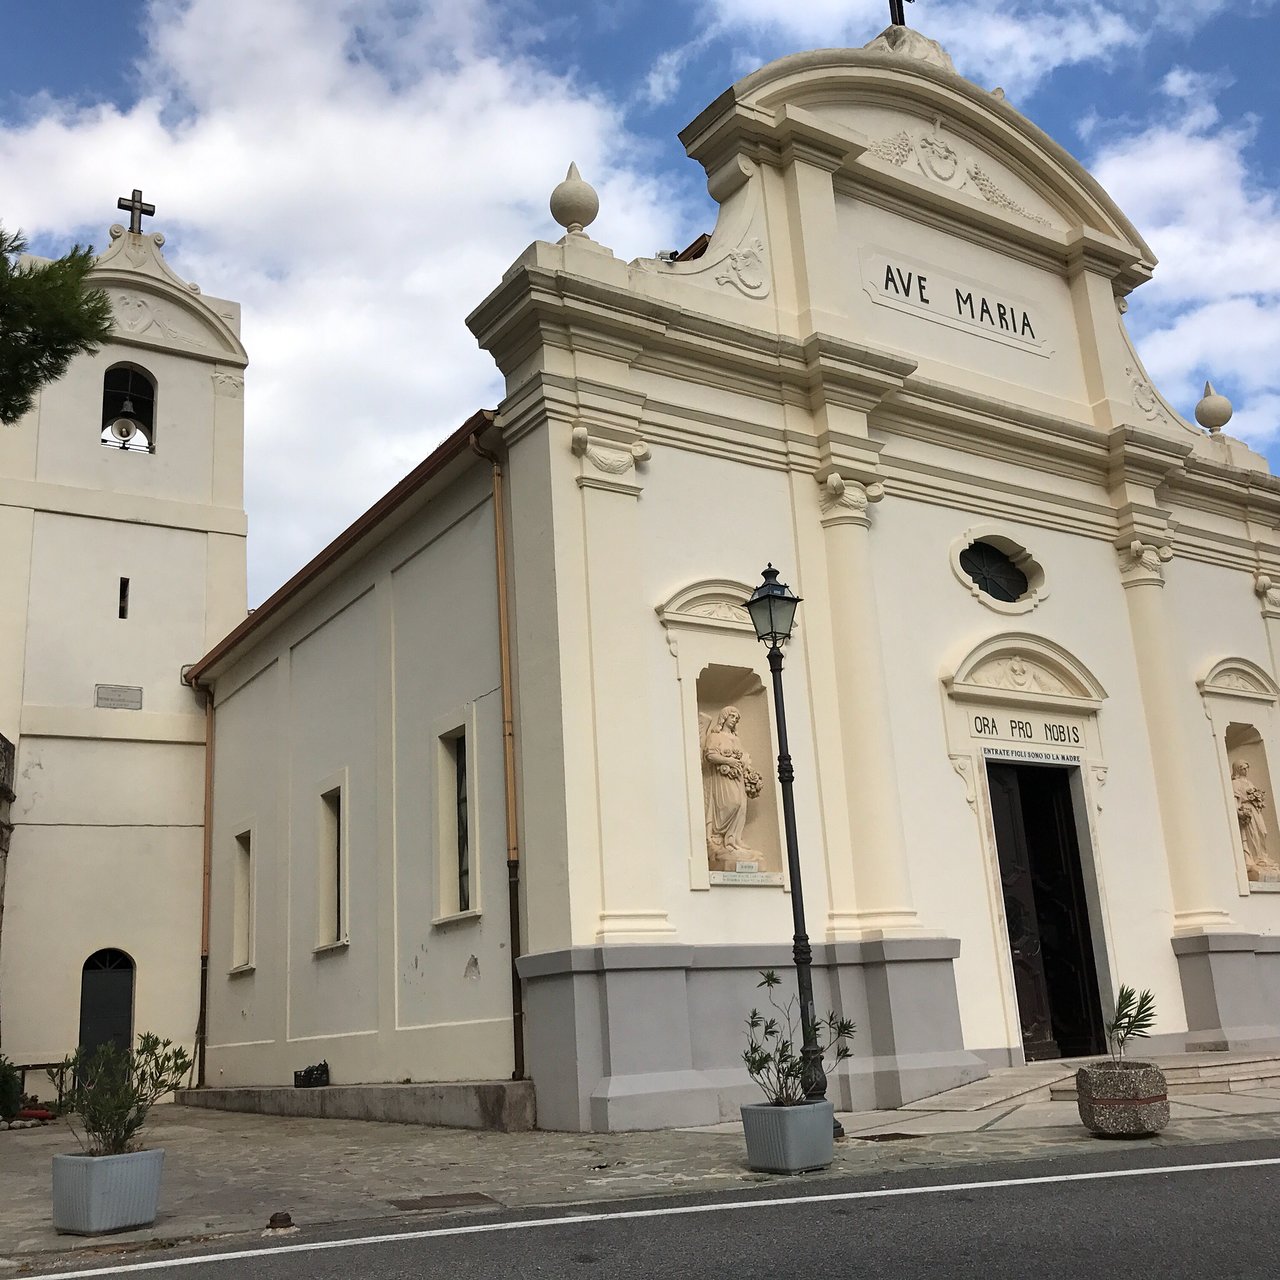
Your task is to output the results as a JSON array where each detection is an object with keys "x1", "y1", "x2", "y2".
[{"x1": 203, "y1": 464, "x2": 514, "y2": 1087}]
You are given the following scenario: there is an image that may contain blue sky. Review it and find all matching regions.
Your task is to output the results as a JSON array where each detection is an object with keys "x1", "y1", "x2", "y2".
[{"x1": 2, "y1": 0, "x2": 1278, "y2": 602}]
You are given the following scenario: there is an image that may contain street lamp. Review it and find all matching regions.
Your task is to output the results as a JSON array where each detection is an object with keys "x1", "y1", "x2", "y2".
[{"x1": 743, "y1": 565, "x2": 838, "y2": 1131}]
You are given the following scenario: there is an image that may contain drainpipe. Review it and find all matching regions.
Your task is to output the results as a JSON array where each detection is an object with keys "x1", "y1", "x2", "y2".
[
  {"x1": 470, "y1": 433, "x2": 525, "y2": 1080},
  {"x1": 193, "y1": 682, "x2": 215, "y2": 1087}
]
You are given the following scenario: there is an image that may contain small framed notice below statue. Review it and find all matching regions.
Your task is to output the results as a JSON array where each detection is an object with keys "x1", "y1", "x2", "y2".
[{"x1": 697, "y1": 665, "x2": 784, "y2": 885}]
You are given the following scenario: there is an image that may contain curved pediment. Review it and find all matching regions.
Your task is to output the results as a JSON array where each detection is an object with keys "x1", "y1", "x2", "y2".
[
  {"x1": 91, "y1": 227, "x2": 247, "y2": 366},
  {"x1": 945, "y1": 632, "x2": 1107, "y2": 710},
  {"x1": 1198, "y1": 658, "x2": 1280, "y2": 703},
  {"x1": 656, "y1": 579, "x2": 757, "y2": 633},
  {"x1": 681, "y1": 37, "x2": 1154, "y2": 284}
]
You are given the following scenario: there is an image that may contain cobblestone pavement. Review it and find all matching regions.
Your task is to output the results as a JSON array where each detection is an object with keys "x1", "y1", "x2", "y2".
[{"x1": 7, "y1": 1104, "x2": 1280, "y2": 1269}]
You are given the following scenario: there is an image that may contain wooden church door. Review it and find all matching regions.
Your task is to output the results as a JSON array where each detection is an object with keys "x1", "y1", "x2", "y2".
[{"x1": 987, "y1": 763, "x2": 1105, "y2": 1061}]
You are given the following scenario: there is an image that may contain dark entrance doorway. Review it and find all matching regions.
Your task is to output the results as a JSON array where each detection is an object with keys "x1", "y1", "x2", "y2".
[
  {"x1": 987, "y1": 763, "x2": 1105, "y2": 1061},
  {"x1": 78, "y1": 949, "x2": 135, "y2": 1055}
]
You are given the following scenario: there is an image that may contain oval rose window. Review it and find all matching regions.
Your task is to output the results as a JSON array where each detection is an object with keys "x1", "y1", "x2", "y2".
[{"x1": 959, "y1": 541, "x2": 1029, "y2": 604}]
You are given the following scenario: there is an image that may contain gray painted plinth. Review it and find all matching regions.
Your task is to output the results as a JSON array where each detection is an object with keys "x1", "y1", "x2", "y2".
[
  {"x1": 52, "y1": 1149, "x2": 164, "y2": 1235},
  {"x1": 519, "y1": 940, "x2": 987, "y2": 1132},
  {"x1": 175, "y1": 1081, "x2": 535, "y2": 1132},
  {"x1": 1173, "y1": 932, "x2": 1280, "y2": 1052},
  {"x1": 740, "y1": 1101, "x2": 834, "y2": 1173},
  {"x1": 1075, "y1": 1062, "x2": 1169, "y2": 1137}
]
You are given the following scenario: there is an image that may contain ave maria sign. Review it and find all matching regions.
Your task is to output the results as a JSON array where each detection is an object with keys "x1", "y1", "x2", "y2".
[{"x1": 859, "y1": 247, "x2": 1048, "y2": 357}]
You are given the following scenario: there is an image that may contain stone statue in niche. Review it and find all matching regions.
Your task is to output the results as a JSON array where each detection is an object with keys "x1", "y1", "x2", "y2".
[
  {"x1": 700, "y1": 706, "x2": 764, "y2": 869},
  {"x1": 1233, "y1": 761, "x2": 1280, "y2": 882}
]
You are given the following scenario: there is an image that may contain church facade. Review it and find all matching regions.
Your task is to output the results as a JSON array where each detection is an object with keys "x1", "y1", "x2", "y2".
[
  {"x1": 0, "y1": 217, "x2": 248, "y2": 1070},
  {"x1": 120, "y1": 26, "x2": 1280, "y2": 1131}
]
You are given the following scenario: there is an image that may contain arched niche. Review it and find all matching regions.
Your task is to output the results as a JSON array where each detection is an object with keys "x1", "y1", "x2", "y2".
[
  {"x1": 1199, "y1": 658, "x2": 1280, "y2": 893},
  {"x1": 657, "y1": 578, "x2": 790, "y2": 891}
]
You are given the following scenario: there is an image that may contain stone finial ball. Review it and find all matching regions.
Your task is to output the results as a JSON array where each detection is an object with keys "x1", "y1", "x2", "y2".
[
  {"x1": 1195, "y1": 380, "x2": 1233, "y2": 433},
  {"x1": 550, "y1": 162, "x2": 599, "y2": 234}
]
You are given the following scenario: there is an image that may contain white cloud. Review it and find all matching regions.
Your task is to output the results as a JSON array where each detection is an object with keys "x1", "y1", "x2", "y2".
[
  {"x1": 672, "y1": 0, "x2": 1272, "y2": 99},
  {"x1": 1090, "y1": 73, "x2": 1280, "y2": 444},
  {"x1": 0, "y1": 0, "x2": 687, "y2": 603}
]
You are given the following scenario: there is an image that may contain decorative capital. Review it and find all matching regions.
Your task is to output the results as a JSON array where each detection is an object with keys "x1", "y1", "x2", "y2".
[
  {"x1": 1256, "y1": 572, "x2": 1280, "y2": 617},
  {"x1": 818, "y1": 473, "x2": 884, "y2": 527},
  {"x1": 1117, "y1": 539, "x2": 1172, "y2": 587},
  {"x1": 570, "y1": 421, "x2": 649, "y2": 496},
  {"x1": 211, "y1": 370, "x2": 244, "y2": 397}
]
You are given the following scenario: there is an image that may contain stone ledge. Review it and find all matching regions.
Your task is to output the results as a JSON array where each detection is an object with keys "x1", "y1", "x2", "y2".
[{"x1": 175, "y1": 1081, "x2": 535, "y2": 1132}]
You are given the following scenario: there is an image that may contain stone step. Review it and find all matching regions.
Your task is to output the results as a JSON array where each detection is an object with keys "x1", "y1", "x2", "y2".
[
  {"x1": 1162, "y1": 1063, "x2": 1280, "y2": 1084},
  {"x1": 1050, "y1": 1068, "x2": 1280, "y2": 1102},
  {"x1": 175, "y1": 1080, "x2": 535, "y2": 1132},
  {"x1": 901, "y1": 1063, "x2": 1075, "y2": 1113}
]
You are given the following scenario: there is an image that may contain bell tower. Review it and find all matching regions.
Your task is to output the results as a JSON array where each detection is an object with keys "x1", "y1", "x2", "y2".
[{"x1": 0, "y1": 198, "x2": 247, "y2": 1060}]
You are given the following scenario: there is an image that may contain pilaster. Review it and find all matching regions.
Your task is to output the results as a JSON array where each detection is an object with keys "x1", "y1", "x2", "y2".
[
  {"x1": 571, "y1": 422, "x2": 675, "y2": 942},
  {"x1": 817, "y1": 472, "x2": 920, "y2": 937},
  {"x1": 1110, "y1": 427, "x2": 1233, "y2": 932}
]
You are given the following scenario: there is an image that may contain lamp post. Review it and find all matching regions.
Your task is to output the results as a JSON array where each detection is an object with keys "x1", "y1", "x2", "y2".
[{"x1": 743, "y1": 565, "x2": 839, "y2": 1132}]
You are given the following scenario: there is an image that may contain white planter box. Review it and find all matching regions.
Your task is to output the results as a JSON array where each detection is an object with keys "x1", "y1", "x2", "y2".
[
  {"x1": 52, "y1": 1149, "x2": 165, "y2": 1235},
  {"x1": 741, "y1": 1101, "x2": 834, "y2": 1173}
]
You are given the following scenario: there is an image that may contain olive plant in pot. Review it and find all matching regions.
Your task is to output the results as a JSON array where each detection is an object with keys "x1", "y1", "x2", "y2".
[
  {"x1": 52, "y1": 1033, "x2": 193, "y2": 1235},
  {"x1": 1076, "y1": 985, "x2": 1169, "y2": 1138},
  {"x1": 741, "y1": 970, "x2": 855, "y2": 1174}
]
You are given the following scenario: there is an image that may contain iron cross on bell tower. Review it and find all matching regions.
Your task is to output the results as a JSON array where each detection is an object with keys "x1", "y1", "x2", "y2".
[
  {"x1": 116, "y1": 187, "x2": 155, "y2": 235},
  {"x1": 889, "y1": 0, "x2": 915, "y2": 25}
]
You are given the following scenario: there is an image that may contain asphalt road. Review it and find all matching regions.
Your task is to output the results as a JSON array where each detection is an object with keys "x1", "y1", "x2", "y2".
[{"x1": 25, "y1": 1139, "x2": 1280, "y2": 1280}]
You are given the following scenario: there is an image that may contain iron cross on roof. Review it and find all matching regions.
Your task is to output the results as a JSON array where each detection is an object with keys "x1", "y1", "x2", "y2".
[
  {"x1": 116, "y1": 188, "x2": 156, "y2": 235},
  {"x1": 889, "y1": 0, "x2": 915, "y2": 25}
]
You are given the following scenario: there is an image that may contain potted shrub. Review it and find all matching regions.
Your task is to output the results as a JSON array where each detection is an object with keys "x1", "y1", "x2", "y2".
[
  {"x1": 1076, "y1": 985, "x2": 1169, "y2": 1138},
  {"x1": 52, "y1": 1033, "x2": 193, "y2": 1235},
  {"x1": 740, "y1": 970, "x2": 855, "y2": 1174}
]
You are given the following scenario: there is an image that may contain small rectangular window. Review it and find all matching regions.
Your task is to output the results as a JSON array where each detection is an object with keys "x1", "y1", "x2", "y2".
[
  {"x1": 318, "y1": 786, "x2": 345, "y2": 946},
  {"x1": 118, "y1": 577, "x2": 130, "y2": 619},
  {"x1": 455, "y1": 734, "x2": 470, "y2": 912},
  {"x1": 440, "y1": 729, "x2": 472, "y2": 915},
  {"x1": 232, "y1": 831, "x2": 252, "y2": 969}
]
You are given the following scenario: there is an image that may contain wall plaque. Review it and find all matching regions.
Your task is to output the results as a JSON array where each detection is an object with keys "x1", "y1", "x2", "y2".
[
  {"x1": 969, "y1": 710, "x2": 1085, "y2": 748},
  {"x1": 709, "y1": 870, "x2": 785, "y2": 886},
  {"x1": 981, "y1": 745, "x2": 1082, "y2": 767},
  {"x1": 860, "y1": 246, "x2": 1049, "y2": 357},
  {"x1": 95, "y1": 684, "x2": 143, "y2": 710}
]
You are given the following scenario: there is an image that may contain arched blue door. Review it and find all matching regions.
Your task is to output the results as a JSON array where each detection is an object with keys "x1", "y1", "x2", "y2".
[{"x1": 78, "y1": 949, "x2": 135, "y2": 1055}]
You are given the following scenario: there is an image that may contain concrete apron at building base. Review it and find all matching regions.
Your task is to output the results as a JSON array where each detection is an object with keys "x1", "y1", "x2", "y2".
[
  {"x1": 1173, "y1": 932, "x2": 1280, "y2": 1053},
  {"x1": 175, "y1": 1080, "x2": 535, "y2": 1132},
  {"x1": 518, "y1": 939, "x2": 988, "y2": 1132}
]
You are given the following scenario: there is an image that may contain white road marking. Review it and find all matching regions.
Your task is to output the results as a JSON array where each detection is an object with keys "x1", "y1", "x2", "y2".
[{"x1": 25, "y1": 1154, "x2": 1280, "y2": 1278}]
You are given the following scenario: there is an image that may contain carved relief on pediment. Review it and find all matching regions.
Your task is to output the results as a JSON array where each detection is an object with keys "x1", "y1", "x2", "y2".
[
  {"x1": 867, "y1": 117, "x2": 1055, "y2": 229},
  {"x1": 968, "y1": 655, "x2": 1069, "y2": 697},
  {"x1": 946, "y1": 633, "x2": 1107, "y2": 710},
  {"x1": 113, "y1": 292, "x2": 210, "y2": 349},
  {"x1": 657, "y1": 579, "x2": 759, "y2": 640},
  {"x1": 1199, "y1": 658, "x2": 1280, "y2": 703}
]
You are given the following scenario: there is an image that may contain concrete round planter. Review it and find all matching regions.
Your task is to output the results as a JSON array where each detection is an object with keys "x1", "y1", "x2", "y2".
[
  {"x1": 741, "y1": 1101, "x2": 834, "y2": 1173},
  {"x1": 52, "y1": 1148, "x2": 165, "y2": 1235},
  {"x1": 1075, "y1": 1062, "x2": 1169, "y2": 1138}
]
